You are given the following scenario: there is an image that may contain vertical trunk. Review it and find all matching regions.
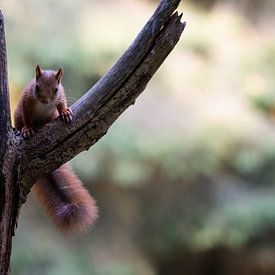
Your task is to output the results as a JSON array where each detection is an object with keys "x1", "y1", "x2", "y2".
[
  {"x1": 0, "y1": 144, "x2": 20, "y2": 275},
  {"x1": 0, "y1": 11, "x2": 20, "y2": 275}
]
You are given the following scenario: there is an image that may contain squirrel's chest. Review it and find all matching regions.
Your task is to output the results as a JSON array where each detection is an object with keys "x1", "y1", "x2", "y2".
[{"x1": 33, "y1": 101, "x2": 58, "y2": 122}]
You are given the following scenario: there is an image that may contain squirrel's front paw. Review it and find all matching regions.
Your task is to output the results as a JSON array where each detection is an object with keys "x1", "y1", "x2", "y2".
[
  {"x1": 60, "y1": 108, "x2": 73, "y2": 123},
  {"x1": 22, "y1": 127, "x2": 34, "y2": 139}
]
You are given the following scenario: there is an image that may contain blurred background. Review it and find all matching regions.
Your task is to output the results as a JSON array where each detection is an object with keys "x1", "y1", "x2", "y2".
[{"x1": 2, "y1": 0, "x2": 275, "y2": 274}]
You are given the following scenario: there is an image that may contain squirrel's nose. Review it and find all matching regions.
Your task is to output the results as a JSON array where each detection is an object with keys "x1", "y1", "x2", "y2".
[{"x1": 41, "y1": 99, "x2": 48, "y2": 105}]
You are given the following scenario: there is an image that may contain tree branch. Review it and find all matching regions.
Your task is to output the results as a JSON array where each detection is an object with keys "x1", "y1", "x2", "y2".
[
  {"x1": 0, "y1": 9, "x2": 11, "y2": 228},
  {"x1": 0, "y1": 10, "x2": 21, "y2": 274},
  {"x1": 20, "y1": 0, "x2": 185, "y2": 194},
  {"x1": 0, "y1": 10, "x2": 11, "y2": 133}
]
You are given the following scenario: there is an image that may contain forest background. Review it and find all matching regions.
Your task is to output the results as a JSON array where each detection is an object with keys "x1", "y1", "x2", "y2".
[{"x1": 2, "y1": 0, "x2": 275, "y2": 274}]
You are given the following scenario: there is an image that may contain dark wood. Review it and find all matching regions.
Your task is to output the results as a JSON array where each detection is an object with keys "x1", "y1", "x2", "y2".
[
  {"x1": 0, "y1": 10, "x2": 21, "y2": 275},
  {"x1": 0, "y1": 10, "x2": 11, "y2": 130},
  {"x1": 0, "y1": 0, "x2": 185, "y2": 274}
]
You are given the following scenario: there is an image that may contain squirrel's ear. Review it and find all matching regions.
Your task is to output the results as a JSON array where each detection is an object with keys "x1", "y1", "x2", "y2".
[
  {"x1": 55, "y1": 67, "x2": 63, "y2": 83},
  {"x1": 35, "y1": 64, "x2": 42, "y2": 80}
]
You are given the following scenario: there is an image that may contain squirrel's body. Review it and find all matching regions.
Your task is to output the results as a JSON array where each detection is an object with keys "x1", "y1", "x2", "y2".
[
  {"x1": 14, "y1": 65, "x2": 98, "y2": 232},
  {"x1": 14, "y1": 67, "x2": 69, "y2": 134},
  {"x1": 15, "y1": 79, "x2": 58, "y2": 127}
]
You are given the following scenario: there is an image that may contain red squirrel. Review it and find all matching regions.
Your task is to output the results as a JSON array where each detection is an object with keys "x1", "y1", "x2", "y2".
[{"x1": 14, "y1": 64, "x2": 98, "y2": 232}]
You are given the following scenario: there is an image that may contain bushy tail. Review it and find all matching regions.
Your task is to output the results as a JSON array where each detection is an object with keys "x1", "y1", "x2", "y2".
[{"x1": 32, "y1": 163, "x2": 98, "y2": 233}]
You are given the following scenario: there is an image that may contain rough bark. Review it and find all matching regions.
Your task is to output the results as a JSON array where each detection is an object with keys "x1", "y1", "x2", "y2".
[
  {"x1": 0, "y1": 0, "x2": 185, "y2": 274},
  {"x1": 0, "y1": 10, "x2": 21, "y2": 275}
]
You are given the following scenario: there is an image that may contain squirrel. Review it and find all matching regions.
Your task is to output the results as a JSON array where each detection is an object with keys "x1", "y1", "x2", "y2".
[{"x1": 14, "y1": 64, "x2": 98, "y2": 232}]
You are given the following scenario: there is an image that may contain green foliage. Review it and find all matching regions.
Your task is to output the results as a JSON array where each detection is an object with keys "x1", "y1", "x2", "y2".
[
  {"x1": 245, "y1": 42, "x2": 275, "y2": 115},
  {"x1": 194, "y1": 191, "x2": 275, "y2": 249}
]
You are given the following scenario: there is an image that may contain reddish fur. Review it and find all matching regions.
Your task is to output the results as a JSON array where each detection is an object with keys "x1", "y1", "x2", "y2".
[
  {"x1": 33, "y1": 164, "x2": 98, "y2": 232},
  {"x1": 14, "y1": 65, "x2": 98, "y2": 232}
]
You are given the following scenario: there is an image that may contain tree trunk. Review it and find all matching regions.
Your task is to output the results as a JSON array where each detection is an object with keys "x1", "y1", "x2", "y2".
[
  {"x1": 0, "y1": 1, "x2": 185, "y2": 273},
  {"x1": 0, "y1": 11, "x2": 21, "y2": 274}
]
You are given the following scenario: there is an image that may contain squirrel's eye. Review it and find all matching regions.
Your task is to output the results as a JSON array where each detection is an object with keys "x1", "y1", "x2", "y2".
[
  {"x1": 35, "y1": 85, "x2": 40, "y2": 92},
  {"x1": 54, "y1": 88, "x2": 58, "y2": 94}
]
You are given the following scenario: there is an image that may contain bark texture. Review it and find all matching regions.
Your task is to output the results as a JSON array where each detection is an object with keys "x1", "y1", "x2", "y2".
[
  {"x1": 0, "y1": 0, "x2": 185, "y2": 274},
  {"x1": 0, "y1": 11, "x2": 21, "y2": 275}
]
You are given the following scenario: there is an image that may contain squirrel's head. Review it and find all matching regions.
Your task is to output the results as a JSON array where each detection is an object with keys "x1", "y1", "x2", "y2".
[{"x1": 34, "y1": 64, "x2": 63, "y2": 105}]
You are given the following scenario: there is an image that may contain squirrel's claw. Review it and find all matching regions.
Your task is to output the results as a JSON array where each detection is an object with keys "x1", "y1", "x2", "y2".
[
  {"x1": 22, "y1": 127, "x2": 34, "y2": 139},
  {"x1": 60, "y1": 108, "x2": 73, "y2": 123}
]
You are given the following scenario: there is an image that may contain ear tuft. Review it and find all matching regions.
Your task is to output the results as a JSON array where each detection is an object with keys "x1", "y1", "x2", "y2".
[
  {"x1": 55, "y1": 67, "x2": 64, "y2": 83},
  {"x1": 35, "y1": 64, "x2": 42, "y2": 80}
]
